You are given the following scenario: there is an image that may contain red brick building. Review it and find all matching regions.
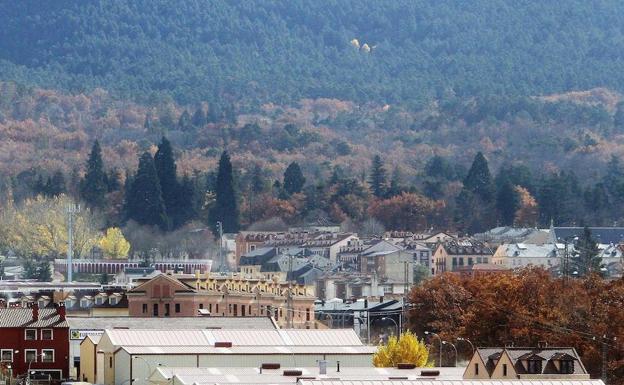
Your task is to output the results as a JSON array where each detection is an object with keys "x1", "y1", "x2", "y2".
[{"x1": 0, "y1": 304, "x2": 70, "y2": 381}]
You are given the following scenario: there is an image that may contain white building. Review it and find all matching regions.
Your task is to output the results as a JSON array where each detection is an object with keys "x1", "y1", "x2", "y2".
[{"x1": 93, "y1": 329, "x2": 375, "y2": 385}]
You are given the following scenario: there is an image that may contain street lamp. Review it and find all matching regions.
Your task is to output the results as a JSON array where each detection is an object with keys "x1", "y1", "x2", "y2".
[
  {"x1": 457, "y1": 337, "x2": 475, "y2": 358},
  {"x1": 424, "y1": 331, "x2": 442, "y2": 367},
  {"x1": 442, "y1": 340, "x2": 458, "y2": 367},
  {"x1": 381, "y1": 317, "x2": 399, "y2": 337}
]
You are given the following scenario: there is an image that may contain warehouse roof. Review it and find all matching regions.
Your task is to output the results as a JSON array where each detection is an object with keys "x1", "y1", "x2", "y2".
[
  {"x1": 122, "y1": 345, "x2": 376, "y2": 355},
  {"x1": 300, "y1": 381, "x2": 604, "y2": 385},
  {"x1": 103, "y1": 328, "x2": 364, "y2": 348},
  {"x1": 150, "y1": 366, "x2": 464, "y2": 384},
  {"x1": 67, "y1": 316, "x2": 275, "y2": 331}
]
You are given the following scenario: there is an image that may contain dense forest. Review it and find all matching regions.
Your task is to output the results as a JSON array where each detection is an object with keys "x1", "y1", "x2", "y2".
[{"x1": 3, "y1": 1, "x2": 624, "y2": 105}]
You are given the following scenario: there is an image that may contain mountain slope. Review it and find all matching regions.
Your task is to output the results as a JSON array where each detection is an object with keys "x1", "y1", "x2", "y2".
[{"x1": 2, "y1": 1, "x2": 624, "y2": 105}]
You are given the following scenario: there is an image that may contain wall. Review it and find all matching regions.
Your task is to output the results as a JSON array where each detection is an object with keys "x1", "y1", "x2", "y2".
[{"x1": 79, "y1": 338, "x2": 96, "y2": 383}]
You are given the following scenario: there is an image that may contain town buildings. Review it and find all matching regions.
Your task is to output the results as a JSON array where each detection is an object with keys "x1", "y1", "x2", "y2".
[
  {"x1": 0, "y1": 305, "x2": 70, "y2": 380},
  {"x1": 126, "y1": 271, "x2": 316, "y2": 328},
  {"x1": 463, "y1": 347, "x2": 589, "y2": 379}
]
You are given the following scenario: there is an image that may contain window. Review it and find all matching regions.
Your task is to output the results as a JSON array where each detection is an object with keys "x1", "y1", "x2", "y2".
[
  {"x1": 109, "y1": 357, "x2": 113, "y2": 368},
  {"x1": 503, "y1": 363, "x2": 507, "y2": 376},
  {"x1": 95, "y1": 297, "x2": 104, "y2": 305},
  {"x1": 109, "y1": 297, "x2": 118, "y2": 306},
  {"x1": 142, "y1": 304, "x2": 148, "y2": 314},
  {"x1": 199, "y1": 303, "x2": 203, "y2": 309},
  {"x1": 42, "y1": 349, "x2": 54, "y2": 363},
  {"x1": 153, "y1": 303, "x2": 159, "y2": 316},
  {"x1": 41, "y1": 329, "x2": 53, "y2": 340},
  {"x1": 452, "y1": 257, "x2": 457, "y2": 266},
  {"x1": 175, "y1": 303, "x2": 181, "y2": 313},
  {"x1": 527, "y1": 359, "x2": 542, "y2": 374},
  {"x1": 1, "y1": 350, "x2": 13, "y2": 362},
  {"x1": 468, "y1": 257, "x2": 474, "y2": 265},
  {"x1": 164, "y1": 304, "x2": 170, "y2": 316},
  {"x1": 25, "y1": 349, "x2": 37, "y2": 363},
  {"x1": 474, "y1": 363, "x2": 479, "y2": 375},
  {"x1": 25, "y1": 329, "x2": 36, "y2": 340},
  {"x1": 560, "y1": 359, "x2": 574, "y2": 374}
]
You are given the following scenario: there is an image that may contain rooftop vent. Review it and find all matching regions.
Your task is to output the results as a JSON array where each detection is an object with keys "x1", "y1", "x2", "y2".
[
  {"x1": 397, "y1": 363, "x2": 416, "y2": 370},
  {"x1": 214, "y1": 341, "x2": 232, "y2": 348},
  {"x1": 261, "y1": 363, "x2": 280, "y2": 370},
  {"x1": 420, "y1": 370, "x2": 440, "y2": 377},
  {"x1": 283, "y1": 370, "x2": 303, "y2": 376}
]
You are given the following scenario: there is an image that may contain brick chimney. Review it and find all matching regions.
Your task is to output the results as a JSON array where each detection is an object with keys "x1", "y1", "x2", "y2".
[
  {"x1": 57, "y1": 302, "x2": 66, "y2": 320},
  {"x1": 32, "y1": 303, "x2": 39, "y2": 321}
]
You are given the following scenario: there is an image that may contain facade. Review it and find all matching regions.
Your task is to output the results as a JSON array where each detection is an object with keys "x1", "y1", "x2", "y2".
[
  {"x1": 463, "y1": 347, "x2": 590, "y2": 379},
  {"x1": 492, "y1": 243, "x2": 561, "y2": 269},
  {"x1": 126, "y1": 272, "x2": 316, "y2": 328},
  {"x1": 0, "y1": 305, "x2": 70, "y2": 381},
  {"x1": 235, "y1": 232, "x2": 278, "y2": 266},
  {"x1": 432, "y1": 240, "x2": 494, "y2": 275},
  {"x1": 94, "y1": 328, "x2": 375, "y2": 385}
]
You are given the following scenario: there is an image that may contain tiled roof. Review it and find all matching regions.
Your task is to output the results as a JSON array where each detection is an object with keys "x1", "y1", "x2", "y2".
[{"x1": 0, "y1": 308, "x2": 68, "y2": 328}]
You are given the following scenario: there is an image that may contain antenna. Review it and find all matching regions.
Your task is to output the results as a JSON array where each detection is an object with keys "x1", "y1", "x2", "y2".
[{"x1": 66, "y1": 203, "x2": 80, "y2": 282}]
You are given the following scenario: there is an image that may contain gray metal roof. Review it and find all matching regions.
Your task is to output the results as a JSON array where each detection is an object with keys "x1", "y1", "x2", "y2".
[
  {"x1": 0, "y1": 308, "x2": 68, "y2": 328},
  {"x1": 67, "y1": 316, "x2": 276, "y2": 331},
  {"x1": 300, "y1": 381, "x2": 604, "y2": 385}
]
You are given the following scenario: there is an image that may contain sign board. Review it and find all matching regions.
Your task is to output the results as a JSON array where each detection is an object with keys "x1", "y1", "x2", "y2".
[{"x1": 70, "y1": 329, "x2": 104, "y2": 340}]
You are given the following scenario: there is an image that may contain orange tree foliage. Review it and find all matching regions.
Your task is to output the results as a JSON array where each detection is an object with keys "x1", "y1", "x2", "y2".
[
  {"x1": 368, "y1": 192, "x2": 445, "y2": 231},
  {"x1": 407, "y1": 268, "x2": 624, "y2": 382},
  {"x1": 514, "y1": 186, "x2": 539, "y2": 226}
]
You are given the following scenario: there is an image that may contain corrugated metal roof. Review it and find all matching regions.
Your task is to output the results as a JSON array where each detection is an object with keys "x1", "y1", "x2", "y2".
[
  {"x1": 108, "y1": 329, "x2": 210, "y2": 346},
  {"x1": 122, "y1": 346, "x2": 376, "y2": 355},
  {"x1": 0, "y1": 308, "x2": 68, "y2": 328},
  {"x1": 206, "y1": 329, "x2": 285, "y2": 346},
  {"x1": 280, "y1": 329, "x2": 363, "y2": 346},
  {"x1": 300, "y1": 381, "x2": 604, "y2": 385},
  {"x1": 67, "y1": 316, "x2": 275, "y2": 330}
]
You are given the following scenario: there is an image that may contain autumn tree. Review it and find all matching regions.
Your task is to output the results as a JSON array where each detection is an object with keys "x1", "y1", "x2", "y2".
[
  {"x1": 369, "y1": 192, "x2": 443, "y2": 231},
  {"x1": 99, "y1": 227, "x2": 131, "y2": 259},
  {"x1": 514, "y1": 186, "x2": 538, "y2": 226},
  {"x1": 80, "y1": 140, "x2": 108, "y2": 209},
  {"x1": 373, "y1": 331, "x2": 430, "y2": 367}
]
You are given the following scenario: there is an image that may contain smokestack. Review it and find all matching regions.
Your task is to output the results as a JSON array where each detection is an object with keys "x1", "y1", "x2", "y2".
[
  {"x1": 57, "y1": 302, "x2": 66, "y2": 320},
  {"x1": 32, "y1": 303, "x2": 39, "y2": 321}
]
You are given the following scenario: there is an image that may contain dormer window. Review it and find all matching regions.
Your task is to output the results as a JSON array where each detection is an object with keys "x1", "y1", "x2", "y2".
[
  {"x1": 95, "y1": 297, "x2": 104, "y2": 305},
  {"x1": 80, "y1": 298, "x2": 92, "y2": 308},
  {"x1": 560, "y1": 359, "x2": 574, "y2": 374},
  {"x1": 527, "y1": 359, "x2": 542, "y2": 374},
  {"x1": 109, "y1": 296, "x2": 118, "y2": 306}
]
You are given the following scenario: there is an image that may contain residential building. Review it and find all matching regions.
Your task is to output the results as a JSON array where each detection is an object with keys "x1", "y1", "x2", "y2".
[
  {"x1": 492, "y1": 243, "x2": 561, "y2": 269},
  {"x1": 549, "y1": 226, "x2": 624, "y2": 245},
  {"x1": 234, "y1": 232, "x2": 278, "y2": 265},
  {"x1": 464, "y1": 347, "x2": 589, "y2": 379},
  {"x1": 126, "y1": 272, "x2": 316, "y2": 328},
  {"x1": 432, "y1": 240, "x2": 494, "y2": 275},
  {"x1": 0, "y1": 305, "x2": 69, "y2": 381},
  {"x1": 474, "y1": 227, "x2": 547, "y2": 247}
]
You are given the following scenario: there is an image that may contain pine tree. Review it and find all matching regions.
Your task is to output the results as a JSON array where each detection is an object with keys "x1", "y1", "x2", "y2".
[
  {"x1": 126, "y1": 152, "x2": 169, "y2": 230},
  {"x1": 178, "y1": 110, "x2": 191, "y2": 131},
  {"x1": 463, "y1": 152, "x2": 495, "y2": 203},
  {"x1": 369, "y1": 155, "x2": 387, "y2": 198},
  {"x1": 154, "y1": 137, "x2": 179, "y2": 229},
  {"x1": 283, "y1": 162, "x2": 306, "y2": 195},
  {"x1": 192, "y1": 106, "x2": 206, "y2": 127},
  {"x1": 80, "y1": 140, "x2": 108, "y2": 208},
  {"x1": 209, "y1": 151, "x2": 239, "y2": 233},
  {"x1": 388, "y1": 167, "x2": 403, "y2": 197},
  {"x1": 250, "y1": 164, "x2": 266, "y2": 194},
  {"x1": 496, "y1": 176, "x2": 519, "y2": 226},
  {"x1": 45, "y1": 170, "x2": 66, "y2": 197},
  {"x1": 572, "y1": 227, "x2": 602, "y2": 276},
  {"x1": 176, "y1": 174, "x2": 197, "y2": 226}
]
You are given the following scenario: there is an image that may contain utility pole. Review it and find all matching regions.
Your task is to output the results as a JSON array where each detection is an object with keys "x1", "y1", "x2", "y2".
[
  {"x1": 602, "y1": 336, "x2": 607, "y2": 384},
  {"x1": 216, "y1": 221, "x2": 224, "y2": 271},
  {"x1": 66, "y1": 204, "x2": 80, "y2": 282},
  {"x1": 286, "y1": 254, "x2": 293, "y2": 328}
]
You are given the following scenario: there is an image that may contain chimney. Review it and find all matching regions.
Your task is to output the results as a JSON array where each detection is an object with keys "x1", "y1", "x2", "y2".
[
  {"x1": 57, "y1": 302, "x2": 66, "y2": 320},
  {"x1": 32, "y1": 303, "x2": 39, "y2": 321}
]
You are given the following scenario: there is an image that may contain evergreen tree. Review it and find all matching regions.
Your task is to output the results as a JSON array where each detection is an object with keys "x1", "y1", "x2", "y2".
[
  {"x1": 283, "y1": 162, "x2": 306, "y2": 195},
  {"x1": 154, "y1": 137, "x2": 179, "y2": 229},
  {"x1": 369, "y1": 155, "x2": 387, "y2": 198},
  {"x1": 250, "y1": 164, "x2": 266, "y2": 194},
  {"x1": 496, "y1": 176, "x2": 519, "y2": 226},
  {"x1": 80, "y1": 140, "x2": 108, "y2": 208},
  {"x1": 176, "y1": 174, "x2": 197, "y2": 226},
  {"x1": 572, "y1": 227, "x2": 602, "y2": 276},
  {"x1": 463, "y1": 152, "x2": 495, "y2": 203},
  {"x1": 178, "y1": 110, "x2": 191, "y2": 131},
  {"x1": 209, "y1": 151, "x2": 239, "y2": 233},
  {"x1": 45, "y1": 170, "x2": 66, "y2": 197},
  {"x1": 107, "y1": 168, "x2": 121, "y2": 192},
  {"x1": 192, "y1": 106, "x2": 206, "y2": 127},
  {"x1": 126, "y1": 152, "x2": 169, "y2": 230},
  {"x1": 387, "y1": 167, "x2": 404, "y2": 197},
  {"x1": 615, "y1": 102, "x2": 624, "y2": 130}
]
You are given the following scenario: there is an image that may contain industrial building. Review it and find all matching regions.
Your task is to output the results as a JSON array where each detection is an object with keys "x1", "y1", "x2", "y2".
[{"x1": 89, "y1": 328, "x2": 375, "y2": 385}]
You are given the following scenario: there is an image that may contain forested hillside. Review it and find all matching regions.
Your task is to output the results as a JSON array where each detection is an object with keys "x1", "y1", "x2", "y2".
[{"x1": 2, "y1": 1, "x2": 624, "y2": 105}]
